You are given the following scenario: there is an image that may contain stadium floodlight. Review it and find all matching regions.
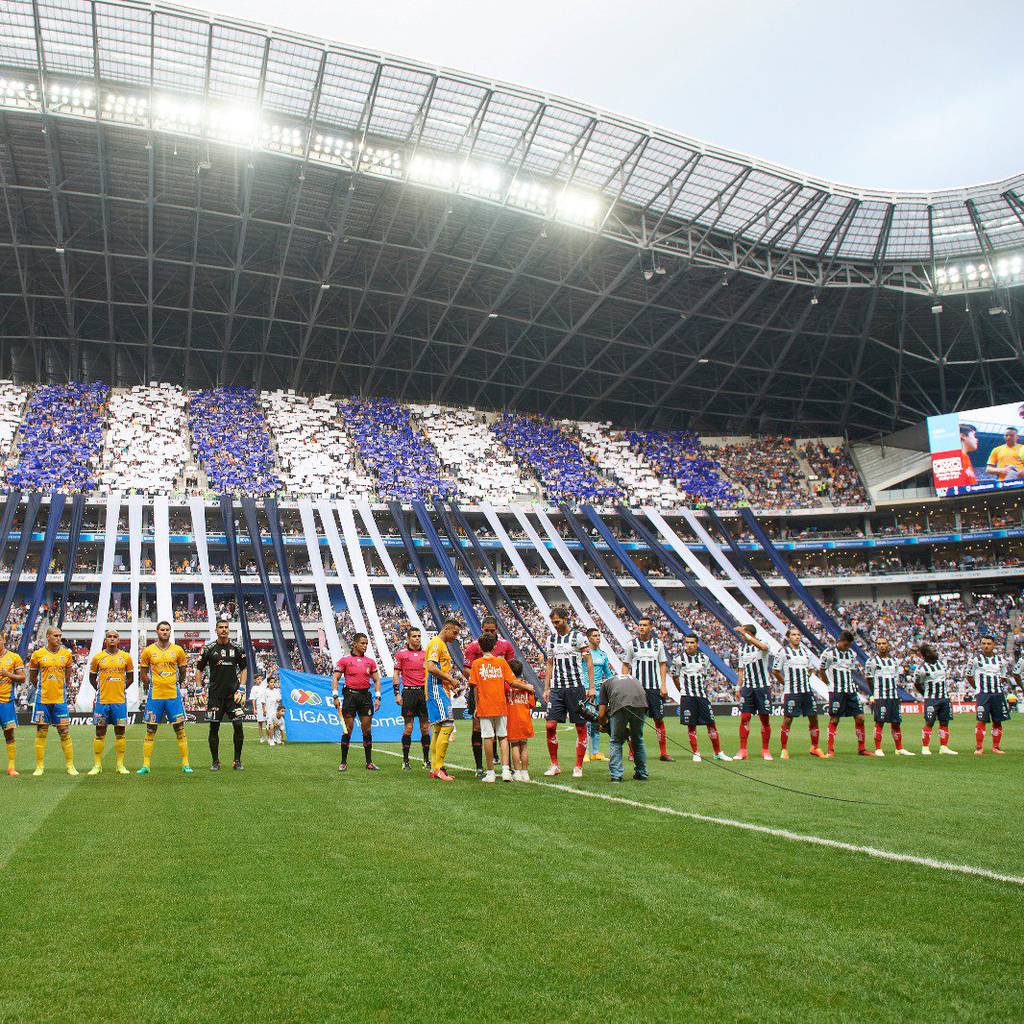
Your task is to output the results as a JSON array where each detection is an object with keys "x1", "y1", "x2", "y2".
[{"x1": 555, "y1": 189, "x2": 601, "y2": 227}]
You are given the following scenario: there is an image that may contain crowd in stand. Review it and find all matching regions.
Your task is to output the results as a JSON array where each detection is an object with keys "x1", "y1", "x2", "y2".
[
  {"x1": 624, "y1": 429, "x2": 738, "y2": 508},
  {"x1": 492, "y1": 413, "x2": 622, "y2": 506},
  {"x1": 801, "y1": 441, "x2": 869, "y2": 506},
  {"x1": 710, "y1": 436, "x2": 818, "y2": 509},
  {"x1": 0, "y1": 381, "x2": 29, "y2": 477}
]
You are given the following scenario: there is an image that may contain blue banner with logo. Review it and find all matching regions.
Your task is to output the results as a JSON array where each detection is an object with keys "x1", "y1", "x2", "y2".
[{"x1": 279, "y1": 669, "x2": 408, "y2": 743}]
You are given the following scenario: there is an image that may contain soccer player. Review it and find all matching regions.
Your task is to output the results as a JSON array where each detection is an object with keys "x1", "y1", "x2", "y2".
[
  {"x1": 819, "y1": 630, "x2": 868, "y2": 757},
  {"x1": 584, "y1": 627, "x2": 613, "y2": 762},
  {"x1": 196, "y1": 619, "x2": 248, "y2": 771},
  {"x1": 425, "y1": 619, "x2": 464, "y2": 782},
  {"x1": 772, "y1": 626, "x2": 825, "y2": 760},
  {"x1": 88, "y1": 628, "x2": 134, "y2": 775},
  {"x1": 986, "y1": 426, "x2": 1024, "y2": 481},
  {"x1": 864, "y1": 637, "x2": 913, "y2": 757},
  {"x1": 250, "y1": 672, "x2": 268, "y2": 745},
  {"x1": 914, "y1": 642, "x2": 957, "y2": 755},
  {"x1": 28, "y1": 625, "x2": 76, "y2": 776},
  {"x1": 463, "y1": 616, "x2": 514, "y2": 776},
  {"x1": 137, "y1": 621, "x2": 192, "y2": 775},
  {"x1": 542, "y1": 606, "x2": 595, "y2": 778},
  {"x1": 675, "y1": 633, "x2": 730, "y2": 763},
  {"x1": 331, "y1": 633, "x2": 382, "y2": 772},
  {"x1": 967, "y1": 634, "x2": 1011, "y2": 755},
  {"x1": 625, "y1": 615, "x2": 673, "y2": 762},
  {"x1": 393, "y1": 625, "x2": 431, "y2": 770},
  {"x1": 733, "y1": 623, "x2": 774, "y2": 760},
  {"x1": 0, "y1": 632, "x2": 25, "y2": 776}
]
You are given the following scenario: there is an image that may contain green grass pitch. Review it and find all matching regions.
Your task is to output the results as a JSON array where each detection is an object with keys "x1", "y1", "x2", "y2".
[{"x1": 2, "y1": 715, "x2": 1021, "y2": 1024}]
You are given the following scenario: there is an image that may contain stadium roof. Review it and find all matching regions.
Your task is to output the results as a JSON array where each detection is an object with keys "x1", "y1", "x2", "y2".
[{"x1": 0, "y1": 0, "x2": 1022, "y2": 435}]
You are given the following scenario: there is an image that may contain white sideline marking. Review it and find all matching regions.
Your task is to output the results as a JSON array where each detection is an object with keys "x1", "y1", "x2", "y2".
[{"x1": 374, "y1": 749, "x2": 1024, "y2": 887}]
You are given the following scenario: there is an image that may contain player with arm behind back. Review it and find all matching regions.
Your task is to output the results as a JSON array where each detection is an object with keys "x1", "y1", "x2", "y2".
[
  {"x1": 0, "y1": 631, "x2": 25, "y2": 776},
  {"x1": 197, "y1": 618, "x2": 248, "y2": 771},
  {"x1": 138, "y1": 621, "x2": 191, "y2": 774},
  {"x1": 88, "y1": 629, "x2": 134, "y2": 775},
  {"x1": 29, "y1": 626, "x2": 76, "y2": 776},
  {"x1": 425, "y1": 620, "x2": 464, "y2": 782}
]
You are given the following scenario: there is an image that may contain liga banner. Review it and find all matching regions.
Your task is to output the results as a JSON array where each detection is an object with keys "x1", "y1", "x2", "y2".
[{"x1": 278, "y1": 668, "x2": 413, "y2": 743}]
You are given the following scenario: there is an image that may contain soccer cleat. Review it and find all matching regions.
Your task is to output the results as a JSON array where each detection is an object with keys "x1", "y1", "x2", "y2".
[
  {"x1": 401, "y1": 761, "x2": 412, "y2": 771},
  {"x1": 992, "y1": 748, "x2": 1006, "y2": 755},
  {"x1": 431, "y1": 768, "x2": 455, "y2": 782},
  {"x1": 974, "y1": 749, "x2": 984, "y2": 756},
  {"x1": 182, "y1": 765, "x2": 193, "y2": 774},
  {"x1": 591, "y1": 752, "x2": 608, "y2": 762},
  {"x1": 543, "y1": 764, "x2": 561, "y2": 776},
  {"x1": 809, "y1": 748, "x2": 826, "y2": 759},
  {"x1": 734, "y1": 749, "x2": 748, "y2": 760},
  {"x1": 571, "y1": 766, "x2": 584, "y2": 778},
  {"x1": 895, "y1": 748, "x2": 915, "y2": 757},
  {"x1": 87, "y1": 765, "x2": 102, "y2": 776},
  {"x1": 857, "y1": 748, "x2": 872, "y2": 756},
  {"x1": 519, "y1": 770, "x2": 530, "y2": 782},
  {"x1": 232, "y1": 761, "x2": 244, "y2": 771},
  {"x1": 210, "y1": 761, "x2": 220, "y2": 772},
  {"x1": 940, "y1": 747, "x2": 959, "y2": 755},
  {"x1": 501, "y1": 766, "x2": 512, "y2": 782},
  {"x1": 582, "y1": 753, "x2": 591, "y2": 764},
  {"x1": 32, "y1": 767, "x2": 44, "y2": 777},
  {"x1": 135, "y1": 765, "x2": 150, "y2": 775},
  {"x1": 66, "y1": 766, "x2": 79, "y2": 776},
  {"x1": 761, "y1": 751, "x2": 774, "y2": 761},
  {"x1": 873, "y1": 750, "x2": 885, "y2": 757},
  {"x1": 338, "y1": 763, "x2": 348, "y2": 772},
  {"x1": 659, "y1": 753, "x2": 675, "y2": 762},
  {"x1": 365, "y1": 763, "x2": 381, "y2": 771},
  {"x1": 482, "y1": 770, "x2": 496, "y2": 783},
  {"x1": 824, "y1": 752, "x2": 835, "y2": 759},
  {"x1": 921, "y1": 747, "x2": 931, "y2": 756},
  {"x1": 116, "y1": 765, "x2": 130, "y2": 775},
  {"x1": 713, "y1": 752, "x2": 732, "y2": 762},
  {"x1": 780, "y1": 749, "x2": 790, "y2": 761},
  {"x1": 6, "y1": 767, "x2": 19, "y2": 777},
  {"x1": 422, "y1": 759, "x2": 430, "y2": 770},
  {"x1": 691, "y1": 753, "x2": 702, "y2": 763}
]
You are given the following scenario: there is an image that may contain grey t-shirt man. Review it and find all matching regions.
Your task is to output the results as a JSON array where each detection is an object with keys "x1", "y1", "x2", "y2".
[{"x1": 600, "y1": 673, "x2": 649, "y2": 718}]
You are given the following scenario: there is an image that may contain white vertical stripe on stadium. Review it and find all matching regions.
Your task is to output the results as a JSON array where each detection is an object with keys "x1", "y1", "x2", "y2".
[
  {"x1": 674, "y1": 509, "x2": 787, "y2": 635},
  {"x1": 355, "y1": 498, "x2": 423, "y2": 633},
  {"x1": 480, "y1": 505, "x2": 552, "y2": 623},
  {"x1": 153, "y1": 496, "x2": 173, "y2": 636},
  {"x1": 297, "y1": 500, "x2": 343, "y2": 665},
  {"x1": 512, "y1": 508, "x2": 623, "y2": 674},
  {"x1": 78, "y1": 492, "x2": 121, "y2": 710},
  {"x1": 188, "y1": 497, "x2": 217, "y2": 640},
  {"x1": 127, "y1": 495, "x2": 145, "y2": 708},
  {"x1": 337, "y1": 501, "x2": 393, "y2": 677},
  {"x1": 644, "y1": 507, "x2": 781, "y2": 656},
  {"x1": 315, "y1": 501, "x2": 369, "y2": 661}
]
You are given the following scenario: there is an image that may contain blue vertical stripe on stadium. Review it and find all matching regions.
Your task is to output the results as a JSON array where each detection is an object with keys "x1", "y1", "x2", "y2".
[
  {"x1": 0, "y1": 492, "x2": 41, "y2": 639},
  {"x1": 17, "y1": 495, "x2": 65, "y2": 659},
  {"x1": 558, "y1": 506, "x2": 642, "y2": 620},
  {"x1": 264, "y1": 498, "x2": 315, "y2": 673},
  {"x1": 218, "y1": 496, "x2": 257, "y2": 687},
  {"x1": 387, "y1": 502, "x2": 446, "y2": 639},
  {"x1": 57, "y1": 494, "x2": 85, "y2": 629},
  {"x1": 410, "y1": 501, "x2": 481, "y2": 636},
  {"x1": 240, "y1": 498, "x2": 291, "y2": 671},
  {"x1": 0, "y1": 491, "x2": 22, "y2": 569}
]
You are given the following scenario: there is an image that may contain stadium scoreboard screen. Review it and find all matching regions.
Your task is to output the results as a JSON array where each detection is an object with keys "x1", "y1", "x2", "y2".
[{"x1": 927, "y1": 400, "x2": 1024, "y2": 497}]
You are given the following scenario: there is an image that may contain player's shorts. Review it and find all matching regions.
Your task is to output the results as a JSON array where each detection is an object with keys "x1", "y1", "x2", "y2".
[
  {"x1": 923, "y1": 698, "x2": 953, "y2": 725},
  {"x1": 479, "y1": 715, "x2": 507, "y2": 740},
  {"x1": 207, "y1": 696, "x2": 246, "y2": 722},
  {"x1": 678, "y1": 695, "x2": 715, "y2": 727},
  {"x1": 644, "y1": 689, "x2": 665, "y2": 720},
  {"x1": 32, "y1": 701, "x2": 70, "y2": 726},
  {"x1": 427, "y1": 677, "x2": 453, "y2": 724},
  {"x1": 143, "y1": 696, "x2": 186, "y2": 725},
  {"x1": 400, "y1": 686, "x2": 427, "y2": 719},
  {"x1": 740, "y1": 686, "x2": 772, "y2": 716},
  {"x1": 783, "y1": 692, "x2": 817, "y2": 718},
  {"x1": 545, "y1": 686, "x2": 587, "y2": 724},
  {"x1": 0, "y1": 699, "x2": 16, "y2": 728},
  {"x1": 828, "y1": 692, "x2": 863, "y2": 718},
  {"x1": 341, "y1": 688, "x2": 374, "y2": 718},
  {"x1": 976, "y1": 693, "x2": 1011, "y2": 723},
  {"x1": 871, "y1": 697, "x2": 902, "y2": 725},
  {"x1": 94, "y1": 701, "x2": 128, "y2": 727},
  {"x1": 253, "y1": 702, "x2": 266, "y2": 723}
]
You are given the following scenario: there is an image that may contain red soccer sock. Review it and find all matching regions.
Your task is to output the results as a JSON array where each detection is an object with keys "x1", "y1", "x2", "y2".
[
  {"x1": 855, "y1": 722, "x2": 866, "y2": 752},
  {"x1": 992, "y1": 725, "x2": 1003, "y2": 751},
  {"x1": 892, "y1": 726, "x2": 903, "y2": 751},
  {"x1": 922, "y1": 725, "x2": 932, "y2": 747},
  {"x1": 809, "y1": 724, "x2": 820, "y2": 750},
  {"x1": 874, "y1": 724, "x2": 883, "y2": 751},
  {"x1": 708, "y1": 726, "x2": 721, "y2": 754},
  {"x1": 938, "y1": 725, "x2": 950, "y2": 748},
  {"x1": 780, "y1": 722, "x2": 790, "y2": 751},
  {"x1": 575, "y1": 724, "x2": 588, "y2": 768},
  {"x1": 546, "y1": 721, "x2": 559, "y2": 764},
  {"x1": 688, "y1": 727, "x2": 699, "y2": 754},
  {"x1": 738, "y1": 713, "x2": 751, "y2": 753},
  {"x1": 759, "y1": 714, "x2": 771, "y2": 752},
  {"x1": 827, "y1": 720, "x2": 837, "y2": 755},
  {"x1": 655, "y1": 720, "x2": 668, "y2": 757},
  {"x1": 975, "y1": 722, "x2": 985, "y2": 751}
]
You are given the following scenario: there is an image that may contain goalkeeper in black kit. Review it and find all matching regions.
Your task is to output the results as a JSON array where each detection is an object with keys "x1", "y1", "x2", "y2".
[{"x1": 196, "y1": 618, "x2": 249, "y2": 771}]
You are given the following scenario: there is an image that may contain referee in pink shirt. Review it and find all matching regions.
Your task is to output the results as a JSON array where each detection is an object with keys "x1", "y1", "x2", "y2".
[{"x1": 332, "y1": 633, "x2": 382, "y2": 773}]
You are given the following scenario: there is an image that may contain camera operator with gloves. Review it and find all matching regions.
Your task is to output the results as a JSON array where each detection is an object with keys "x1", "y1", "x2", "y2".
[{"x1": 596, "y1": 667, "x2": 649, "y2": 782}]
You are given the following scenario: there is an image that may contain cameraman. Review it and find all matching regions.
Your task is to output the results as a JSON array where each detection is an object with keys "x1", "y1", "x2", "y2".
[{"x1": 597, "y1": 668, "x2": 649, "y2": 782}]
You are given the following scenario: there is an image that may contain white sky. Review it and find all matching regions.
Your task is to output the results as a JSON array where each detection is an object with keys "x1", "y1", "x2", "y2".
[{"x1": 198, "y1": 0, "x2": 1022, "y2": 192}]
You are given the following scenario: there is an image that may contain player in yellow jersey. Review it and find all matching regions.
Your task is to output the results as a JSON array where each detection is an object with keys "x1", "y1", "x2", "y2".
[
  {"x1": 0, "y1": 631, "x2": 26, "y2": 776},
  {"x1": 137, "y1": 620, "x2": 191, "y2": 775},
  {"x1": 425, "y1": 619, "x2": 465, "y2": 782},
  {"x1": 28, "y1": 626, "x2": 76, "y2": 776},
  {"x1": 986, "y1": 426, "x2": 1024, "y2": 482},
  {"x1": 87, "y1": 629, "x2": 134, "y2": 776}
]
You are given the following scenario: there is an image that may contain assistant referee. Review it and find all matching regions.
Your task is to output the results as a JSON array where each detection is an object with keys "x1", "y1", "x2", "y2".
[{"x1": 196, "y1": 618, "x2": 249, "y2": 771}]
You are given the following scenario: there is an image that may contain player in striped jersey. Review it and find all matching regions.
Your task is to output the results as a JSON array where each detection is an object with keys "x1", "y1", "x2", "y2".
[
  {"x1": 624, "y1": 615, "x2": 673, "y2": 762},
  {"x1": 675, "y1": 633, "x2": 730, "y2": 763},
  {"x1": 733, "y1": 623, "x2": 773, "y2": 760},
  {"x1": 864, "y1": 638, "x2": 913, "y2": 757},
  {"x1": 542, "y1": 607, "x2": 595, "y2": 779},
  {"x1": 967, "y1": 635, "x2": 1010, "y2": 755},
  {"x1": 819, "y1": 630, "x2": 868, "y2": 757},
  {"x1": 914, "y1": 643, "x2": 957, "y2": 755},
  {"x1": 772, "y1": 627, "x2": 825, "y2": 760}
]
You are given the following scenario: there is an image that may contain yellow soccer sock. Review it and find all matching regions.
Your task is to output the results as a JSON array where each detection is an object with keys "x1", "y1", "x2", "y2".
[
  {"x1": 34, "y1": 732, "x2": 47, "y2": 770},
  {"x1": 176, "y1": 730, "x2": 189, "y2": 767},
  {"x1": 143, "y1": 732, "x2": 155, "y2": 768},
  {"x1": 59, "y1": 733, "x2": 75, "y2": 769},
  {"x1": 115, "y1": 734, "x2": 126, "y2": 769},
  {"x1": 6, "y1": 739, "x2": 15, "y2": 771},
  {"x1": 93, "y1": 736, "x2": 105, "y2": 767},
  {"x1": 428, "y1": 731, "x2": 438, "y2": 771},
  {"x1": 434, "y1": 725, "x2": 453, "y2": 772}
]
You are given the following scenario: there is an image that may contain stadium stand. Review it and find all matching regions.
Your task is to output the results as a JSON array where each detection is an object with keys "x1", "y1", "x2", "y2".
[
  {"x1": 0, "y1": 381, "x2": 29, "y2": 470},
  {"x1": 800, "y1": 440, "x2": 870, "y2": 506},
  {"x1": 623, "y1": 429, "x2": 739, "y2": 508},
  {"x1": 707, "y1": 435, "x2": 819, "y2": 509}
]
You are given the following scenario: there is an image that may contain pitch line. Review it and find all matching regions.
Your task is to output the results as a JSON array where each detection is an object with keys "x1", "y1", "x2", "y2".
[{"x1": 373, "y1": 749, "x2": 1024, "y2": 887}]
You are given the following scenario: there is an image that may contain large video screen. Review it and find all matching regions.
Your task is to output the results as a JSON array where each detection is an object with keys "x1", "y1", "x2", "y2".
[{"x1": 927, "y1": 401, "x2": 1024, "y2": 497}]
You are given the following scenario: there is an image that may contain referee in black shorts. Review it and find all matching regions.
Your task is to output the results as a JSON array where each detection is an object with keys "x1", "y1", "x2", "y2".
[{"x1": 196, "y1": 618, "x2": 249, "y2": 771}]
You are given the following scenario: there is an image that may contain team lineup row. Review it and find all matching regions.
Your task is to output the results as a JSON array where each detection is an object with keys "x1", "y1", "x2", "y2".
[{"x1": 0, "y1": 609, "x2": 1016, "y2": 780}]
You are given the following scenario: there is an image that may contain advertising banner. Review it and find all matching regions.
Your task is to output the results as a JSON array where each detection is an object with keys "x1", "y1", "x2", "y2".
[
  {"x1": 927, "y1": 400, "x2": 1024, "y2": 497},
  {"x1": 278, "y1": 669, "x2": 408, "y2": 743}
]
